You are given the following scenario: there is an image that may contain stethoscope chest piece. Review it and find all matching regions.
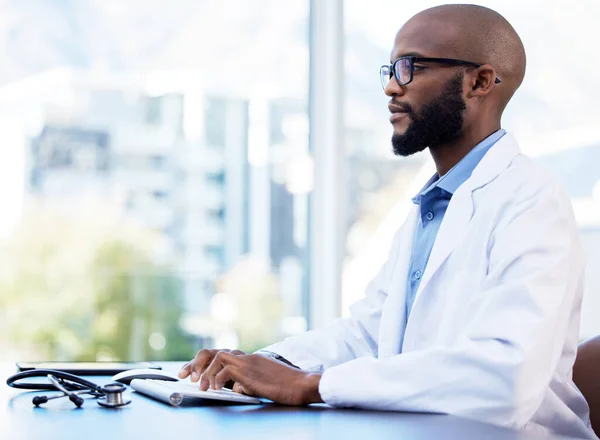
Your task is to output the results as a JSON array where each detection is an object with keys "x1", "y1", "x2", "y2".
[{"x1": 97, "y1": 383, "x2": 131, "y2": 408}]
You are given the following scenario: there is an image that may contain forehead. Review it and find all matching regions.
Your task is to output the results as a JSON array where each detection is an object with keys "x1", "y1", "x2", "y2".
[{"x1": 390, "y1": 15, "x2": 463, "y2": 61}]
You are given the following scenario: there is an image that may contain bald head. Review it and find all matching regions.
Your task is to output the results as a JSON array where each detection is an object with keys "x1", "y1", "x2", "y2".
[{"x1": 396, "y1": 4, "x2": 526, "y2": 113}]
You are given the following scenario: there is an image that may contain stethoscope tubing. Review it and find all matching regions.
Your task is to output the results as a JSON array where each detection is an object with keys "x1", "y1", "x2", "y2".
[
  {"x1": 6, "y1": 369, "x2": 104, "y2": 393},
  {"x1": 7, "y1": 369, "x2": 131, "y2": 408}
]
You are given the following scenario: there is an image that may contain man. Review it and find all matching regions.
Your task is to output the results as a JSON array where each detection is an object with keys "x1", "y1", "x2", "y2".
[{"x1": 178, "y1": 4, "x2": 595, "y2": 438}]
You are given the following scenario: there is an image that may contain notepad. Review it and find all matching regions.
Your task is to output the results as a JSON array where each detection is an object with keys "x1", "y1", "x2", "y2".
[{"x1": 130, "y1": 379, "x2": 262, "y2": 406}]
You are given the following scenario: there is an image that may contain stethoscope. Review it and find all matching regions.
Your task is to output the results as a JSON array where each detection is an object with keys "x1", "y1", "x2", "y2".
[{"x1": 6, "y1": 369, "x2": 131, "y2": 408}]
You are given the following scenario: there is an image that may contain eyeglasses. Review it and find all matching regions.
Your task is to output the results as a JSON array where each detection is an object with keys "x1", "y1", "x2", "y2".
[{"x1": 380, "y1": 56, "x2": 502, "y2": 89}]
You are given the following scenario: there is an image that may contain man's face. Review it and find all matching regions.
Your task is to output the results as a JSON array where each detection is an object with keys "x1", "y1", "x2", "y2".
[
  {"x1": 385, "y1": 21, "x2": 469, "y2": 157},
  {"x1": 390, "y1": 72, "x2": 466, "y2": 157}
]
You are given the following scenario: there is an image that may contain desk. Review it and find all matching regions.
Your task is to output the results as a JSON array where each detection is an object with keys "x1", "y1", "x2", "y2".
[{"x1": 1, "y1": 362, "x2": 562, "y2": 440}]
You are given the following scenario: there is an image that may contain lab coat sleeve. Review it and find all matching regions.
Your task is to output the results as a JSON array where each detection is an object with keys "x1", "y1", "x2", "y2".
[
  {"x1": 260, "y1": 223, "x2": 407, "y2": 372},
  {"x1": 318, "y1": 183, "x2": 585, "y2": 428}
]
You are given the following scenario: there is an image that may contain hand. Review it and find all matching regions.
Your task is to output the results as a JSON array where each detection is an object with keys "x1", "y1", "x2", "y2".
[
  {"x1": 178, "y1": 349, "x2": 247, "y2": 383},
  {"x1": 201, "y1": 351, "x2": 323, "y2": 406}
]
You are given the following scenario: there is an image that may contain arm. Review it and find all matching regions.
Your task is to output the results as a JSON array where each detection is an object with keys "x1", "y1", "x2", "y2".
[{"x1": 317, "y1": 184, "x2": 584, "y2": 427}]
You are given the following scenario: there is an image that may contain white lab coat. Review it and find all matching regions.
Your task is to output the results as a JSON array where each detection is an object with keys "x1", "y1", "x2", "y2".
[{"x1": 264, "y1": 133, "x2": 597, "y2": 439}]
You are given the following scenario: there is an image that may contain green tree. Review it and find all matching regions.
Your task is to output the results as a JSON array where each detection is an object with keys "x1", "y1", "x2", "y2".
[{"x1": 0, "y1": 202, "x2": 194, "y2": 362}]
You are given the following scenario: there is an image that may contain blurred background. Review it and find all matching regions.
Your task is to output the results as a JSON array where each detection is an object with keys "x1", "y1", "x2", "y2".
[{"x1": 0, "y1": 0, "x2": 598, "y2": 362}]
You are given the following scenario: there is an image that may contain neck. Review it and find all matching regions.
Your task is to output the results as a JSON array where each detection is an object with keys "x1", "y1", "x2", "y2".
[{"x1": 429, "y1": 122, "x2": 501, "y2": 176}]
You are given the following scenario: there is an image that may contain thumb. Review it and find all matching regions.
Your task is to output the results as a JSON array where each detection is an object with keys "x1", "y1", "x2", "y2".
[{"x1": 233, "y1": 382, "x2": 254, "y2": 396}]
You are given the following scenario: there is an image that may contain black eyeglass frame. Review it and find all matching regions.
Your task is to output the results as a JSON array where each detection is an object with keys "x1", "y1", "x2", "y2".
[{"x1": 380, "y1": 56, "x2": 502, "y2": 88}]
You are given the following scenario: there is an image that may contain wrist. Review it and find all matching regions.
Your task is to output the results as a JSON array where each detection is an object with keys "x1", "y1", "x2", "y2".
[
  {"x1": 255, "y1": 350, "x2": 299, "y2": 369},
  {"x1": 301, "y1": 373, "x2": 323, "y2": 405}
]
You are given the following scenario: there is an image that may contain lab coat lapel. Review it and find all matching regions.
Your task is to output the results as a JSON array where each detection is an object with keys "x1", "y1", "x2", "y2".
[
  {"x1": 414, "y1": 188, "x2": 473, "y2": 299},
  {"x1": 377, "y1": 205, "x2": 419, "y2": 358},
  {"x1": 407, "y1": 133, "x2": 521, "y2": 322}
]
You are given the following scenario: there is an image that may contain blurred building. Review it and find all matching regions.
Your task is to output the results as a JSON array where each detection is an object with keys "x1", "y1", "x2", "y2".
[
  {"x1": 0, "y1": 68, "x2": 320, "y2": 336},
  {"x1": 0, "y1": 68, "x2": 254, "y2": 318}
]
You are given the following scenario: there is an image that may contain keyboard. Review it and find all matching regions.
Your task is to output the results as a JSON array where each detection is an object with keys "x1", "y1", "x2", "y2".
[{"x1": 130, "y1": 379, "x2": 262, "y2": 406}]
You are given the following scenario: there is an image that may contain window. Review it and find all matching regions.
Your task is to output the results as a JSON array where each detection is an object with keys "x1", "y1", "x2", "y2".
[
  {"x1": 145, "y1": 96, "x2": 163, "y2": 126},
  {"x1": 0, "y1": 0, "x2": 310, "y2": 361},
  {"x1": 204, "y1": 98, "x2": 228, "y2": 148}
]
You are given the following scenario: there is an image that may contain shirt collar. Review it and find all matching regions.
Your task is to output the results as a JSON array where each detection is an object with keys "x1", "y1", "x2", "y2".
[{"x1": 412, "y1": 129, "x2": 506, "y2": 204}]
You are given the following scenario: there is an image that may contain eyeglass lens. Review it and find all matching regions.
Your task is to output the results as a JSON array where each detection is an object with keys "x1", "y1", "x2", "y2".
[{"x1": 380, "y1": 58, "x2": 412, "y2": 89}]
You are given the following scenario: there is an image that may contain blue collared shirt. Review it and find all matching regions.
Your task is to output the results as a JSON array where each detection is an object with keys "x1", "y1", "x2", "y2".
[{"x1": 405, "y1": 129, "x2": 506, "y2": 318}]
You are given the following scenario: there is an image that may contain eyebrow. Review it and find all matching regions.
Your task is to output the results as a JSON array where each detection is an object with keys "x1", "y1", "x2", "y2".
[{"x1": 389, "y1": 52, "x2": 426, "y2": 63}]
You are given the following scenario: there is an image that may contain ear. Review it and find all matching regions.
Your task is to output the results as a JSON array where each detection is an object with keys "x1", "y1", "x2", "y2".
[{"x1": 466, "y1": 64, "x2": 497, "y2": 98}]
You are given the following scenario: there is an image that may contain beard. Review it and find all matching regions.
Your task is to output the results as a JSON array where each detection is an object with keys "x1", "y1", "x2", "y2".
[{"x1": 391, "y1": 72, "x2": 467, "y2": 157}]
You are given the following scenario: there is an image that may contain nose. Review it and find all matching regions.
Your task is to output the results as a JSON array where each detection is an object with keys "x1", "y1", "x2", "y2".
[{"x1": 383, "y1": 77, "x2": 405, "y2": 98}]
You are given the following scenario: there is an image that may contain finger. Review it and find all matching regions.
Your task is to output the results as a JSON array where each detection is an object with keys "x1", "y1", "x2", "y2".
[
  {"x1": 177, "y1": 362, "x2": 191, "y2": 379},
  {"x1": 204, "y1": 351, "x2": 238, "y2": 390},
  {"x1": 200, "y1": 353, "x2": 222, "y2": 391},
  {"x1": 233, "y1": 382, "x2": 255, "y2": 396},
  {"x1": 190, "y1": 349, "x2": 218, "y2": 382},
  {"x1": 185, "y1": 350, "x2": 205, "y2": 381},
  {"x1": 232, "y1": 382, "x2": 244, "y2": 394},
  {"x1": 207, "y1": 358, "x2": 222, "y2": 390},
  {"x1": 195, "y1": 349, "x2": 234, "y2": 378},
  {"x1": 199, "y1": 370, "x2": 211, "y2": 391},
  {"x1": 231, "y1": 350, "x2": 246, "y2": 356},
  {"x1": 214, "y1": 366, "x2": 233, "y2": 390}
]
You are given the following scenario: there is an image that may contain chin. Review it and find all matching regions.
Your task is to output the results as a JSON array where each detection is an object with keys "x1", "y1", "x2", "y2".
[{"x1": 392, "y1": 125, "x2": 407, "y2": 136}]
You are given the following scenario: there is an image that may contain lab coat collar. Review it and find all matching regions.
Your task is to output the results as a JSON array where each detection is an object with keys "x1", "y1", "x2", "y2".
[
  {"x1": 467, "y1": 132, "x2": 520, "y2": 191},
  {"x1": 409, "y1": 132, "x2": 521, "y2": 316},
  {"x1": 413, "y1": 129, "x2": 507, "y2": 201}
]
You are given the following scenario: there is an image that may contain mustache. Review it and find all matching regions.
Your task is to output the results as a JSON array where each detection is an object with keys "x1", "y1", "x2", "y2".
[{"x1": 388, "y1": 100, "x2": 413, "y2": 114}]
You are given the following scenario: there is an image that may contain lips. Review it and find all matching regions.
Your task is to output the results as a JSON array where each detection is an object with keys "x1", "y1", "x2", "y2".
[
  {"x1": 389, "y1": 107, "x2": 409, "y2": 123},
  {"x1": 388, "y1": 103, "x2": 410, "y2": 124}
]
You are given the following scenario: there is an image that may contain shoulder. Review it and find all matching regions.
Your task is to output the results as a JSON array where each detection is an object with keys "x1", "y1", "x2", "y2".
[
  {"x1": 473, "y1": 151, "x2": 578, "y2": 237},
  {"x1": 491, "y1": 152, "x2": 571, "y2": 207}
]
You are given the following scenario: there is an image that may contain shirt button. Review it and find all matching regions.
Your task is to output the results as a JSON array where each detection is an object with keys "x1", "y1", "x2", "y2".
[
  {"x1": 414, "y1": 270, "x2": 422, "y2": 280},
  {"x1": 425, "y1": 211, "x2": 434, "y2": 221}
]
